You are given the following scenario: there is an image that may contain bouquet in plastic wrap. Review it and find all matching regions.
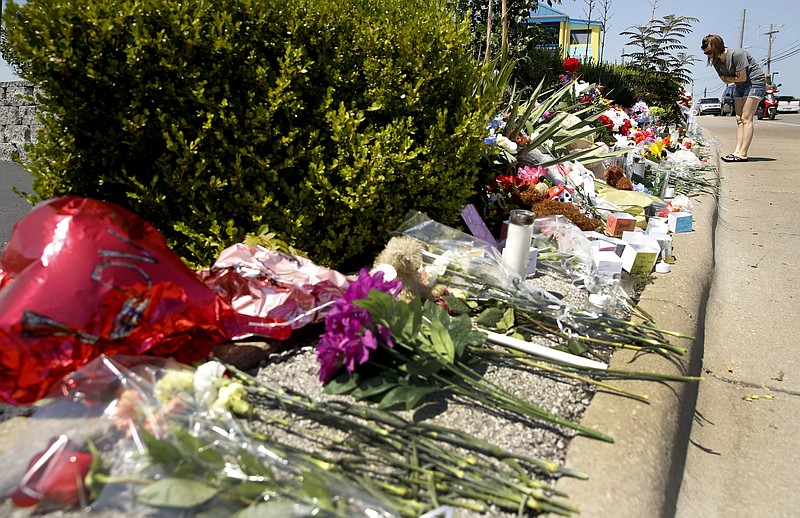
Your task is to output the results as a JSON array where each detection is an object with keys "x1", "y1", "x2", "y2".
[
  {"x1": 0, "y1": 355, "x2": 398, "y2": 517},
  {"x1": 382, "y1": 212, "x2": 690, "y2": 360}
]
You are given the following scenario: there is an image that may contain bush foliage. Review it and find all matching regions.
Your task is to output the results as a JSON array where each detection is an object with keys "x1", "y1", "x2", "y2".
[{"x1": 5, "y1": 0, "x2": 499, "y2": 269}]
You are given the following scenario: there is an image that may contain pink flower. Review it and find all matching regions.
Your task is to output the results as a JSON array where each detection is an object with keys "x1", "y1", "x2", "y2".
[{"x1": 517, "y1": 165, "x2": 547, "y2": 185}]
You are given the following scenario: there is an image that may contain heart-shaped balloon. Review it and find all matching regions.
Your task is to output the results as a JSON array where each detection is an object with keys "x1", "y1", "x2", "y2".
[{"x1": 0, "y1": 197, "x2": 287, "y2": 406}]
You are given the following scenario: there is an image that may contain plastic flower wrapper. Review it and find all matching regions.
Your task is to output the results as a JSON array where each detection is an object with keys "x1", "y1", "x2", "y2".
[
  {"x1": 0, "y1": 355, "x2": 399, "y2": 517},
  {"x1": 197, "y1": 244, "x2": 350, "y2": 332},
  {"x1": 532, "y1": 216, "x2": 596, "y2": 283},
  {"x1": 393, "y1": 211, "x2": 560, "y2": 306},
  {"x1": 0, "y1": 197, "x2": 291, "y2": 407}
]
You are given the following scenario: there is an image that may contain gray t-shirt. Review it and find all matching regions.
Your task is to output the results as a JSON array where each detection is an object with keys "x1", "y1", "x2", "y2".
[{"x1": 712, "y1": 48, "x2": 766, "y2": 86}]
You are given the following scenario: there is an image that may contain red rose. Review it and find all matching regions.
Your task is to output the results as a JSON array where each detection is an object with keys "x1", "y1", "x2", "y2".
[
  {"x1": 563, "y1": 58, "x2": 580, "y2": 73},
  {"x1": 11, "y1": 436, "x2": 93, "y2": 508}
]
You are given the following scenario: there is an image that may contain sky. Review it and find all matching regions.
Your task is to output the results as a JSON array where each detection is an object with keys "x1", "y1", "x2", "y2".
[
  {"x1": 553, "y1": 0, "x2": 800, "y2": 100},
  {"x1": 1, "y1": 0, "x2": 799, "y2": 101}
]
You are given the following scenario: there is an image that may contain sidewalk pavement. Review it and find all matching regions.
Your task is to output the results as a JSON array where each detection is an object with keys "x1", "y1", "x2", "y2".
[
  {"x1": 556, "y1": 144, "x2": 715, "y2": 517},
  {"x1": 558, "y1": 115, "x2": 800, "y2": 517},
  {"x1": 675, "y1": 116, "x2": 800, "y2": 517}
]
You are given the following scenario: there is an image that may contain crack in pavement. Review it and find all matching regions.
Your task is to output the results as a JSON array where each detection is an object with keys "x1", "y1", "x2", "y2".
[{"x1": 704, "y1": 370, "x2": 800, "y2": 397}]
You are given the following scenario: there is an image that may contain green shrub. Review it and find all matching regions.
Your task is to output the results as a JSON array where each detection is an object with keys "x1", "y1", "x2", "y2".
[{"x1": 5, "y1": 0, "x2": 499, "y2": 270}]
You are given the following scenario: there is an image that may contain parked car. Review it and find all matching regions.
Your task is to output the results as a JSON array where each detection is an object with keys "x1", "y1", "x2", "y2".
[
  {"x1": 777, "y1": 96, "x2": 799, "y2": 114},
  {"x1": 721, "y1": 85, "x2": 736, "y2": 116},
  {"x1": 698, "y1": 97, "x2": 722, "y2": 116}
]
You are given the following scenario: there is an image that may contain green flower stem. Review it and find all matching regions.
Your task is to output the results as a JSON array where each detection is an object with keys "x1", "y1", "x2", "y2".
[
  {"x1": 378, "y1": 337, "x2": 613, "y2": 442},
  {"x1": 227, "y1": 366, "x2": 580, "y2": 514},
  {"x1": 479, "y1": 347, "x2": 651, "y2": 403},
  {"x1": 428, "y1": 359, "x2": 614, "y2": 443},
  {"x1": 577, "y1": 368, "x2": 703, "y2": 382},
  {"x1": 518, "y1": 319, "x2": 686, "y2": 355}
]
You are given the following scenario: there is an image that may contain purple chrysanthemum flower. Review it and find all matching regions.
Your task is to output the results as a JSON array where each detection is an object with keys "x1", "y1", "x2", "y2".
[{"x1": 315, "y1": 269, "x2": 402, "y2": 383}]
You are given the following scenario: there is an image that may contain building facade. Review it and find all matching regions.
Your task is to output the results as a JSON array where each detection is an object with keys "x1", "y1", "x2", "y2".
[{"x1": 523, "y1": 6, "x2": 603, "y2": 63}]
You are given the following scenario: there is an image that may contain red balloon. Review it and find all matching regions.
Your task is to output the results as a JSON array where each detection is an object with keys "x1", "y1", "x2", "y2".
[{"x1": 0, "y1": 197, "x2": 286, "y2": 406}]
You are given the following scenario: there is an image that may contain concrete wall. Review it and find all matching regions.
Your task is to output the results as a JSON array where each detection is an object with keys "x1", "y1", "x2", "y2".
[{"x1": 0, "y1": 81, "x2": 41, "y2": 162}]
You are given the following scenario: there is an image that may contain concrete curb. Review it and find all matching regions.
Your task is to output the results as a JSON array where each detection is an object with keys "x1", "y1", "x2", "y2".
[{"x1": 555, "y1": 155, "x2": 719, "y2": 517}]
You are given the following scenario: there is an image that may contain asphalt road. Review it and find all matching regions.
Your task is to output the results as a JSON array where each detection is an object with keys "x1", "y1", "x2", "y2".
[{"x1": 0, "y1": 161, "x2": 33, "y2": 250}]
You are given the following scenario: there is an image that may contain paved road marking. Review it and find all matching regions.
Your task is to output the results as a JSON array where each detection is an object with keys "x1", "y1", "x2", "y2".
[{"x1": 762, "y1": 120, "x2": 800, "y2": 128}]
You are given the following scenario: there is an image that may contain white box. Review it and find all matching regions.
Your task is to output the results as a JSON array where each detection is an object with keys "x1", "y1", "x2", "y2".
[
  {"x1": 585, "y1": 231, "x2": 625, "y2": 253},
  {"x1": 621, "y1": 231, "x2": 660, "y2": 248},
  {"x1": 621, "y1": 242, "x2": 660, "y2": 274},
  {"x1": 646, "y1": 217, "x2": 669, "y2": 236},
  {"x1": 593, "y1": 249, "x2": 624, "y2": 276},
  {"x1": 668, "y1": 212, "x2": 693, "y2": 233}
]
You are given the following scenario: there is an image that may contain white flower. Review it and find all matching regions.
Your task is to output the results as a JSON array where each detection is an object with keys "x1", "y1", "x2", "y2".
[
  {"x1": 496, "y1": 135, "x2": 518, "y2": 154},
  {"x1": 572, "y1": 81, "x2": 592, "y2": 97},
  {"x1": 194, "y1": 361, "x2": 226, "y2": 407},
  {"x1": 154, "y1": 370, "x2": 195, "y2": 403},
  {"x1": 212, "y1": 382, "x2": 250, "y2": 415},
  {"x1": 670, "y1": 194, "x2": 693, "y2": 212}
]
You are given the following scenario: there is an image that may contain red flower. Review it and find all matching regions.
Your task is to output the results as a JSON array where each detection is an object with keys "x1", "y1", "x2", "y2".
[
  {"x1": 496, "y1": 174, "x2": 520, "y2": 193},
  {"x1": 563, "y1": 58, "x2": 580, "y2": 73},
  {"x1": 598, "y1": 115, "x2": 614, "y2": 131},
  {"x1": 11, "y1": 436, "x2": 93, "y2": 508}
]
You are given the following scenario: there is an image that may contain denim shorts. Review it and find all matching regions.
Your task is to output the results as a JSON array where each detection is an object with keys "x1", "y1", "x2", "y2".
[{"x1": 733, "y1": 82, "x2": 766, "y2": 99}]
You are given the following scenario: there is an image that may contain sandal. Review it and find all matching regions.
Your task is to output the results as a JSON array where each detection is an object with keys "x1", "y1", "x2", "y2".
[{"x1": 721, "y1": 154, "x2": 748, "y2": 162}]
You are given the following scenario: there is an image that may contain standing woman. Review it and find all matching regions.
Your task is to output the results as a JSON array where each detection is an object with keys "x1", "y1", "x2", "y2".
[{"x1": 701, "y1": 34, "x2": 766, "y2": 162}]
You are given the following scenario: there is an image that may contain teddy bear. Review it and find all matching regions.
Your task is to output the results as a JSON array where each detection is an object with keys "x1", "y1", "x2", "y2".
[{"x1": 604, "y1": 165, "x2": 633, "y2": 191}]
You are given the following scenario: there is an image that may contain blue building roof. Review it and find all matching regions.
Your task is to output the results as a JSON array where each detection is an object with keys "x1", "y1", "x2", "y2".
[{"x1": 525, "y1": 5, "x2": 603, "y2": 28}]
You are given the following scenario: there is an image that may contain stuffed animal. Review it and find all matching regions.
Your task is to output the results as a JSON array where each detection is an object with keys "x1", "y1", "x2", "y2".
[
  {"x1": 604, "y1": 165, "x2": 633, "y2": 191},
  {"x1": 373, "y1": 236, "x2": 447, "y2": 302}
]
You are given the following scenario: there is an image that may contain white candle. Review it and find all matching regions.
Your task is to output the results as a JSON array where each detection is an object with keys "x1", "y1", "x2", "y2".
[
  {"x1": 501, "y1": 209, "x2": 535, "y2": 277},
  {"x1": 481, "y1": 329, "x2": 608, "y2": 370}
]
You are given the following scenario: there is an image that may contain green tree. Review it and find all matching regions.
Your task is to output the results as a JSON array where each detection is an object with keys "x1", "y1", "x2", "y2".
[
  {"x1": 620, "y1": 14, "x2": 699, "y2": 84},
  {"x1": 619, "y1": 13, "x2": 699, "y2": 121}
]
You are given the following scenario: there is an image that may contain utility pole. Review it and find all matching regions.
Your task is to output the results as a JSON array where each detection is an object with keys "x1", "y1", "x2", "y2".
[
  {"x1": 737, "y1": 10, "x2": 746, "y2": 48},
  {"x1": 765, "y1": 23, "x2": 779, "y2": 79}
]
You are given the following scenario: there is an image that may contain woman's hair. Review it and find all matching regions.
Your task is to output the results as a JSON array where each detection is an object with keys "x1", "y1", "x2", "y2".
[{"x1": 701, "y1": 34, "x2": 725, "y2": 63}]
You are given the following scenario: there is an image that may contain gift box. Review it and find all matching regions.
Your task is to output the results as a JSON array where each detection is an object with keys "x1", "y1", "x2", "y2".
[
  {"x1": 645, "y1": 217, "x2": 669, "y2": 236},
  {"x1": 593, "y1": 249, "x2": 624, "y2": 277},
  {"x1": 605, "y1": 212, "x2": 638, "y2": 236},
  {"x1": 620, "y1": 242, "x2": 660, "y2": 274},
  {"x1": 584, "y1": 231, "x2": 624, "y2": 253},
  {"x1": 668, "y1": 211, "x2": 693, "y2": 233}
]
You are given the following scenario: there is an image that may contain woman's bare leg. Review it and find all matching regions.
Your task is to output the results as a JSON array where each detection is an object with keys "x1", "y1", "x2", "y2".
[{"x1": 736, "y1": 97, "x2": 760, "y2": 158}]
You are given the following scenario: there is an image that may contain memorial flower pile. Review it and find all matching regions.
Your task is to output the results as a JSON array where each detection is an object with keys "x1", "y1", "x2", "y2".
[{"x1": 316, "y1": 269, "x2": 611, "y2": 440}]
